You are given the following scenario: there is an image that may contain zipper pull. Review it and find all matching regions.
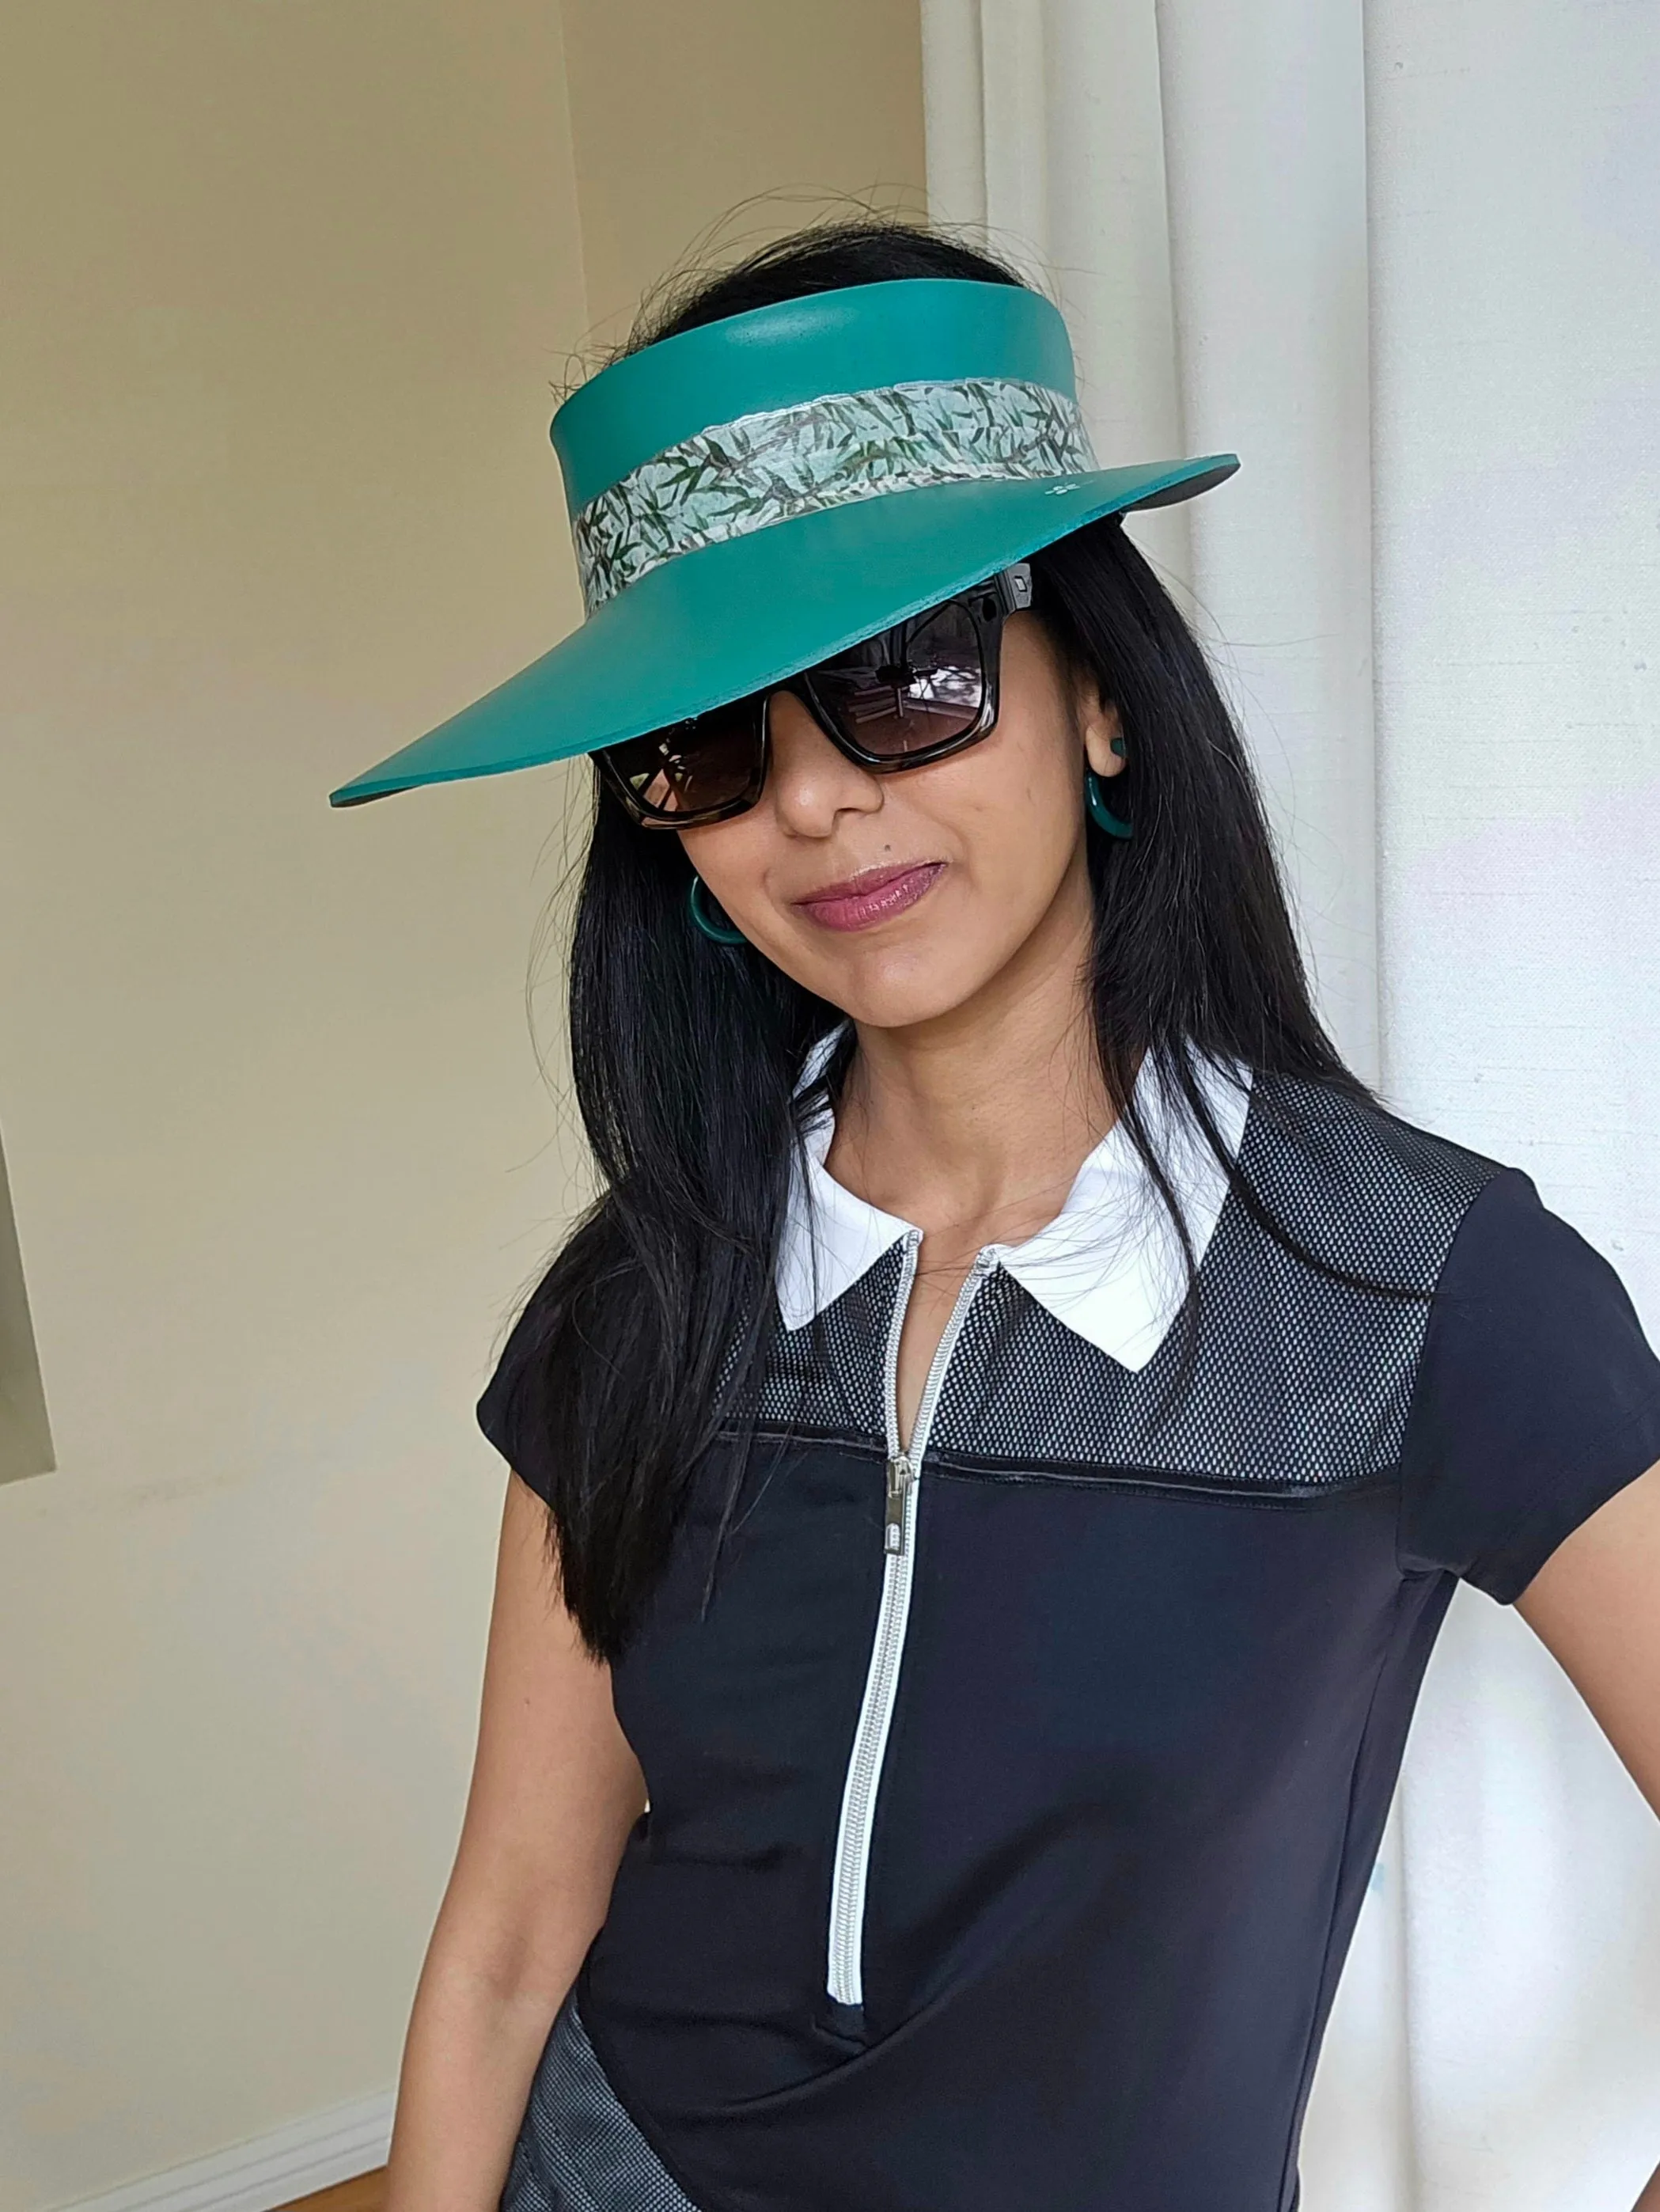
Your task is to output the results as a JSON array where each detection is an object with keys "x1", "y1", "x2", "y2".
[{"x1": 884, "y1": 1452, "x2": 914, "y2": 1555}]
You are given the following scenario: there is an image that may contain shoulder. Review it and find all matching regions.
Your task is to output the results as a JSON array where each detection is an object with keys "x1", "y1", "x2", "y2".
[
  {"x1": 1240, "y1": 1069, "x2": 1506, "y2": 1292},
  {"x1": 1396, "y1": 1161, "x2": 1660, "y2": 1598}
]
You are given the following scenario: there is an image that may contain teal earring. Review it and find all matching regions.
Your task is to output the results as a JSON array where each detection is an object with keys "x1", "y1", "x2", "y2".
[
  {"x1": 1085, "y1": 739, "x2": 1134, "y2": 840},
  {"x1": 687, "y1": 875, "x2": 748, "y2": 946}
]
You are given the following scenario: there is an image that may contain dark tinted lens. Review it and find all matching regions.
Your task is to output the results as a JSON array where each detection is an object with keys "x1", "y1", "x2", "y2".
[
  {"x1": 809, "y1": 598, "x2": 987, "y2": 760},
  {"x1": 603, "y1": 701, "x2": 763, "y2": 818}
]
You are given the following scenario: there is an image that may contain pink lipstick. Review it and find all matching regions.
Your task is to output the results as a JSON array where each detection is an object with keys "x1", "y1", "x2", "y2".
[{"x1": 794, "y1": 862, "x2": 945, "y2": 933}]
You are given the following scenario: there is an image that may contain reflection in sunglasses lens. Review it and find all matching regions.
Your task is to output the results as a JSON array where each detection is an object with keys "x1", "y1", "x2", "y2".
[
  {"x1": 605, "y1": 705, "x2": 761, "y2": 817},
  {"x1": 810, "y1": 600, "x2": 985, "y2": 758}
]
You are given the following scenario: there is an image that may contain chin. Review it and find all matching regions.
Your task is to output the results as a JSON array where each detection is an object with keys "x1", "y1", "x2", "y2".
[{"x1": 808, "y1": 949, "x2": 995, "y2": 1034}]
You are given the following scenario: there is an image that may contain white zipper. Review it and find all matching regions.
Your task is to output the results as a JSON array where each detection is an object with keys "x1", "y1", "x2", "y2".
[{"x1": 825, "y1": 1231, "x2": 999, "y2": 2009}]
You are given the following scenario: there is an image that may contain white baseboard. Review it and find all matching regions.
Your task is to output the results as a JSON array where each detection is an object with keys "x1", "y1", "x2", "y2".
[{"x1": 51, "y1": 2091, "x2": 396, "y2": 2212}]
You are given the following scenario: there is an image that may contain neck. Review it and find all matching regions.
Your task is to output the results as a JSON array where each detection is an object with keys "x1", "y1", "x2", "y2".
[{"x1": 824, "y1": 857, "x2": 1121, "y2": 1253}]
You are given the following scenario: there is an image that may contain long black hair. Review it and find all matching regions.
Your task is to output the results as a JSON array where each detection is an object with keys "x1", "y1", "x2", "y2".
[{"x1": 487, "y1": 220, "x2": 1377, "y2": 1663}]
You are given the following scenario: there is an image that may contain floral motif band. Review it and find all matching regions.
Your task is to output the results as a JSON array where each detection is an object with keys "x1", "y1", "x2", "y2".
[{"x1": 571, "y1": 376, "x2": 1097, "y2": 613}]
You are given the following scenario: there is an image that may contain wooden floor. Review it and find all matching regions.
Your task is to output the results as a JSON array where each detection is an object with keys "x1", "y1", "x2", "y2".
[{"x1": 278, "y1": 2174, "x2": 387, "y2": 2212}]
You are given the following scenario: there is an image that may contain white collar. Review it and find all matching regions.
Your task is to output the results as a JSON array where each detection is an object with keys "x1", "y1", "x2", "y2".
[{"x1": 776, "y1": 1031, "x2": 1253, "y2": 1373}]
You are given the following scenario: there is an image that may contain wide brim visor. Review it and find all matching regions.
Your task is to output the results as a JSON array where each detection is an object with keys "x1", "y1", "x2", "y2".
[{"x1": 328, "y1": 454, "x2": 1237, "y2": 807}]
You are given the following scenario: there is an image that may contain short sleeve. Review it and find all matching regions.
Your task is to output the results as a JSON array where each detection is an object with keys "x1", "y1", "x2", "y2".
[
  {"x1": 1397, "y1": 1167, "x2": 1660, "y2": 1603},
  {"x1": 476, "y1": 1287, "x2": 557, "y2": 1506}
]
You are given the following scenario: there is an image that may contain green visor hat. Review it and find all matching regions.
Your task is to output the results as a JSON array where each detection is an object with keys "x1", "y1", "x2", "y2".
[{"x1": 328, "y1": 277, "x2": 1238, "y2": 808}]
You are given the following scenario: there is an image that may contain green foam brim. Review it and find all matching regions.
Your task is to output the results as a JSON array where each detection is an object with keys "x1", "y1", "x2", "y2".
[{"x1": 328, "y1": 454, "x2": 1238, "y2": 808}]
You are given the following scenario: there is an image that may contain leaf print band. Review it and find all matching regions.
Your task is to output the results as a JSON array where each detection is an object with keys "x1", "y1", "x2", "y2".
[{"x1": 571, "y1": 377, "x2": 1097, "y2": 613}]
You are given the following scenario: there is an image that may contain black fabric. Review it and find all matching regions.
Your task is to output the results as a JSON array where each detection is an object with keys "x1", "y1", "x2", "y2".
[
  {"x1": 476, "y1": 1076, "x2": 1660, "y2": 2212},
  {"x1": 1397, "y1": 1165, "x2": 1660, "y2": 1600},
  {"x1": 476, "y1": 1309, "x2": 548, "y2": 1510},
  {"x1": 565, "y1": 1450, "x2": 1438, "y2": 2212}
]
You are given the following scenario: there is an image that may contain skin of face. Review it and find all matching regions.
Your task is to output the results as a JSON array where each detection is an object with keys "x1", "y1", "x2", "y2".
[{"x1": 677, "y1": 611, "x2": 1126, "y2": 1032}]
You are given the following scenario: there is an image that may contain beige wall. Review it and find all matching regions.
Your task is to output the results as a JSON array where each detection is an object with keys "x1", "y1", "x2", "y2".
[
  {"x1": 0, "y1": 6, "x2": 923, "y2": 2206},
  {"x1": 562, "y1": 0, "x2": 928, "y2": 340}
]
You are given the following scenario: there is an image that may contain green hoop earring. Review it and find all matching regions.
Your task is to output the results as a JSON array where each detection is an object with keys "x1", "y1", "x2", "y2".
[
  {"x1": 1085, "y1": 768, "x2": 1134, "y2": 840},
  {"x1": 687, "y1": 875, "x2": 748, "y2": 946}
]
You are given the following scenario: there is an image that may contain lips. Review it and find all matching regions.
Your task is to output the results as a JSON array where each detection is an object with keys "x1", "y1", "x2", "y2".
[{"x1": 794, "y1": 862, "x2": 945, "y2": 933}]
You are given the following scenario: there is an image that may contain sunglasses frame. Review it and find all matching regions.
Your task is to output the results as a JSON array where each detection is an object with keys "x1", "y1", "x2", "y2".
[{"x1": 594, "y1": 562, "x2": 1036, "y2": 830}]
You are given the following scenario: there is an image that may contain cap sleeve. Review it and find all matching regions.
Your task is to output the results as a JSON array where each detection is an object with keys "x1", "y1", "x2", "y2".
[
  {"x1": 1397, "y1": 1167, "x2": 1660, "y2": 1603},
  {"x1": 476, "y1": 1287, "x2": 557, "y2": 1506}
]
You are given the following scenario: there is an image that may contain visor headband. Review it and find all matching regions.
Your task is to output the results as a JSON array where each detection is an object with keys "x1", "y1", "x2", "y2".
[{"x1": 571, "y1": 373, "x2": 1097, "y2": 614}]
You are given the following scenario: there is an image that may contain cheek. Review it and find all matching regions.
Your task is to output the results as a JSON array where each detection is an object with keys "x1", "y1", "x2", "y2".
[
  {"x1": 677, "y1": 816, "x2": 772, "y2": 912},
  {"x1": 801, "y1": 752, "x2": 1084, "y2": 1027},
  {"x1": 950, "y1": 731, "x2": 1082, "y2": 904},
  {"x1": 676, "y1": 814, "x2": 847, "y2": 996}
]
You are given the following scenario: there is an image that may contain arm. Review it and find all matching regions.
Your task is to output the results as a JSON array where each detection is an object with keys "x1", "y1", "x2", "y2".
[
  {"x1": 385, "y1": 1470, "x2": 649, "y2": 2212},
  {"x1": 1516, "y1": 1458, "x2": 1660, "y2": 2212}
]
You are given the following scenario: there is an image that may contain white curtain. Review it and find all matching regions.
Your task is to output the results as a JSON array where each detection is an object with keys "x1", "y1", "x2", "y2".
[{"x1": 919, "y1": 2, "x2": 1660, "y2": 2205}]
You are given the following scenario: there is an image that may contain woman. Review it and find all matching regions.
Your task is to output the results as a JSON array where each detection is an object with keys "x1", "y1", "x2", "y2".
[{"x1": 332, "y1": 224, "x2": 1660, "y2": 2212}]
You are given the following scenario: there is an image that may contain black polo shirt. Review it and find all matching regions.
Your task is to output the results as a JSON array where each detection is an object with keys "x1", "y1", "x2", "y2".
[{"x1": 481, "y1": 1061, "x2": 1660, "y2": 2212}]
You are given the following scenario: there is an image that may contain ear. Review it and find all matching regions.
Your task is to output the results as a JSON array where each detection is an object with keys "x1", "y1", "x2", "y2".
[{"x1": 1072, "y1": 666, "x2": 1126, "y2": 780}]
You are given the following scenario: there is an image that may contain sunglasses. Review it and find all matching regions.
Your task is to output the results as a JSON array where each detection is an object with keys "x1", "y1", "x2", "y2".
[{"x1": 594, "y1": 562, "x2": 1035, "y2": 829}]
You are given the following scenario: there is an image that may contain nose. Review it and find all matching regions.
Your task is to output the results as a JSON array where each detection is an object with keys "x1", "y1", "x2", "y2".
[{"x1": 764, "y1": 689, "x2": 883, "y2": 835}]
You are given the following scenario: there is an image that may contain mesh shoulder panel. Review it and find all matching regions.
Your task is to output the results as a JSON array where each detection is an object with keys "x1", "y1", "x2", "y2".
[
  {"x1": 745, "y1": 1241, "x2": 908, "y2": 1445},
  {"x1": 739, "y1": 1076, "x2": 1501, "y2": 1489},
  {"x1": 931, "y1": 1075, "x2": 1502, "y2": 1484}
]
